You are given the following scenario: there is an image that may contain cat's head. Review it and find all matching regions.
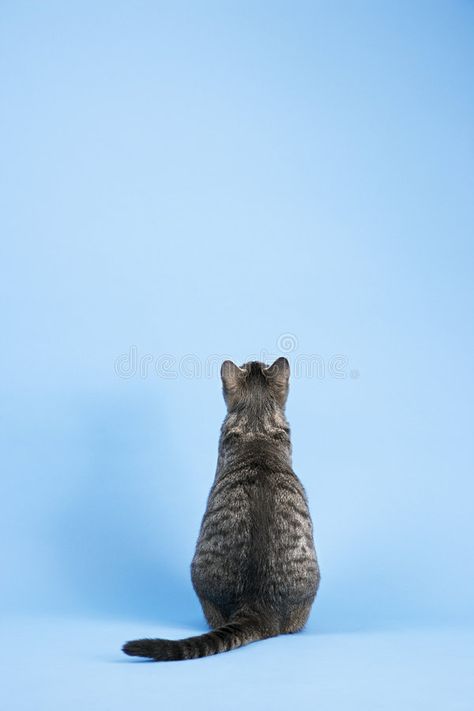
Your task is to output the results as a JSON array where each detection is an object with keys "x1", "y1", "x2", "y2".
[{"x1": 220, "y1": 357, "x2": 290, "y2": 411}]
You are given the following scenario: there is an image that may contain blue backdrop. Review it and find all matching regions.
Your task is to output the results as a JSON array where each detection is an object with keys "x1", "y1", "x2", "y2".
[{"x1": 1, "y1": 2, "x2": 473, "y2": 709}]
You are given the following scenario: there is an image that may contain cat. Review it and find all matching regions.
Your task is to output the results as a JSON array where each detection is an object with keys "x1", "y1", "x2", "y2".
[{"x1": 122, "y1": 357, "x2": 320, "y2": 661}]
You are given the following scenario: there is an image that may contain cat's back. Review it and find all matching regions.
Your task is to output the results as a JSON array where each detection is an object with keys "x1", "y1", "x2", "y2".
[{"x1": 192, "y1": 451, "x2": 318, "y2": 607}]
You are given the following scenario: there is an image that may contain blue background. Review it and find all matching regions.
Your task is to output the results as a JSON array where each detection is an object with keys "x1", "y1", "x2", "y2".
[{"x1": 1, "y1": 2, "x2": 473, "y2": 709}]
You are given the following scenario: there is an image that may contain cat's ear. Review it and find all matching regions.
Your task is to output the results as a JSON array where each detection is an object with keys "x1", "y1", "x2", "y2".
[
  {"x1": 221, "y1": 360, "x2": 245, "y2": 408},
  {"x1": 264, "y1": 357, "x2": 290, "y2": 405},
  {"x1": 265, "y1": 357, "x2": 290, "y2": 382}
]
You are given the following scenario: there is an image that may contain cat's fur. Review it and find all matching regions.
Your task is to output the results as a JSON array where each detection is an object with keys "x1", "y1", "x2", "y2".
[{"x1": 123, "y1": 357, "x2": 320, "y2": 661}]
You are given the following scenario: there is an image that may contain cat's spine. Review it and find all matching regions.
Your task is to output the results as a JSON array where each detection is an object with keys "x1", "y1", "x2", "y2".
[{"x1": 122, "y1": 615, "x2": 269, "y2": 662}]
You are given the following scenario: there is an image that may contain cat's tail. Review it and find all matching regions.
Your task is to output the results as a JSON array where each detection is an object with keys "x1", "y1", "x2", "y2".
[{"x1": 122, "y1": 615, "x2": 271, "y2": 662}]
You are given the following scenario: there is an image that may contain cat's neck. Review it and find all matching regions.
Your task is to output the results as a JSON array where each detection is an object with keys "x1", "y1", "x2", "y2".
[{"x1": 220, "y1": 406, "x2": 291, "y2": 448}]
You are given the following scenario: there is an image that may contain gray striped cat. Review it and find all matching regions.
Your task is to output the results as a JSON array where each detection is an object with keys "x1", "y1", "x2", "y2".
[{"x1": 123, "y1": 357, "x2": 320, "y2": 661}]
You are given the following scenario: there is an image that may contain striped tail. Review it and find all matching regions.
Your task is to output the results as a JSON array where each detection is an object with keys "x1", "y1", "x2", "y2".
[{"x1": 122, "y1": 616, "x2": 268, "y2": 661}]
